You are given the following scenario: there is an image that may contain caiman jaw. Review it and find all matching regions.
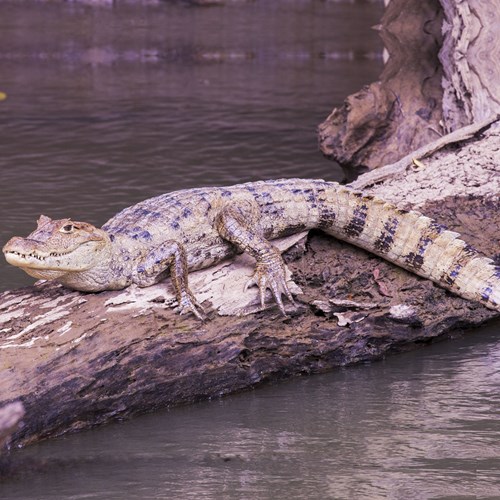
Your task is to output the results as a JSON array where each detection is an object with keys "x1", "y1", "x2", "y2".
[
  {"x1": 3, "y1": 246, "x2": 75, "y2": 268},
  {"x1": 3, "y1": 237, "x2": 93, "y2": 275}
]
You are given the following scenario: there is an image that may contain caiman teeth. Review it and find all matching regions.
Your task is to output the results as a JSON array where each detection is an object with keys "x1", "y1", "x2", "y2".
[{"x1": 6, "y1": 250, "x2": 69, "y2": 261}]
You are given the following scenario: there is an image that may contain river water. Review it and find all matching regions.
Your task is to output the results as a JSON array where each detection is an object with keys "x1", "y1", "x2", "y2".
[{"x1": 1, "y1": 1, "x2": 500, "y2": 498}]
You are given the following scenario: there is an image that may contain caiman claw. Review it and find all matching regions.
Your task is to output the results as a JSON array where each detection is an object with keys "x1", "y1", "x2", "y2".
[
  {"x1": 174, "y1": 291, "x2": 206, "y2": 321},
  {"x1": 245, "y1": 248, "x2": 296, "y2": 315}
]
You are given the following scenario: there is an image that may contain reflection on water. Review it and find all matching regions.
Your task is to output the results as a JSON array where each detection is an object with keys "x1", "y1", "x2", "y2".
[
  {"x1": 0, "y1": 0, "x2": 383, "y2": 291},
  {"x1": 2, "y1": 320, "x2": 500, "y2": 499}
]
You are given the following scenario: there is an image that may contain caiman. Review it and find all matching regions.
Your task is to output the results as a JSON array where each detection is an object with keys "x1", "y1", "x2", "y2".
[{"x1": 3, "y1": 178, "x2": 500, "y2": 319}]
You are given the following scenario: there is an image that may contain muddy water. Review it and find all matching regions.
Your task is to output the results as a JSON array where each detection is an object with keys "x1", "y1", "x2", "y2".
[{"x1": 1, "y1": 1, "x2": 499, "y2": 499}]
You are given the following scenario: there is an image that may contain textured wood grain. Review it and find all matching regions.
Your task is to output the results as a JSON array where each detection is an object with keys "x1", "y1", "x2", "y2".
[{"x1": 440, "y1": 0, "x2": 500, "y2": 129}]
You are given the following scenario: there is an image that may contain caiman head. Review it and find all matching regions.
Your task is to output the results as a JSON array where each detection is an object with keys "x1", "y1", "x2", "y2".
[{"x1": 3, "y1": 215, "x2": 111, "y2": 282}]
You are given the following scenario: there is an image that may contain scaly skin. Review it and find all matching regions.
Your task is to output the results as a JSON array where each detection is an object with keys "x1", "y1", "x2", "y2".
[{"x1": 3, "y1": 179, "x2": 500, "y2": 318}]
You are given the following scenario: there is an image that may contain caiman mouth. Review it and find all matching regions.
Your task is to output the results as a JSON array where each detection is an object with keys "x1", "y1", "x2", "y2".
[
  {"x1": 4, "y1": 249, "x2": 73, "y2": 262},
  {"x1": 3, "y1": 239, "x2": 89, "y2": 271}
]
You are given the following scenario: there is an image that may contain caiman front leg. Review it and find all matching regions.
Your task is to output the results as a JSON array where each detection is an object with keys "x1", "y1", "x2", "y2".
[
  {"x1": 133, "y1": 240, "x2": 205, "y2": 320},
  {"x1": 215, "y1": 200, "x2": 296, "y2": 315}
]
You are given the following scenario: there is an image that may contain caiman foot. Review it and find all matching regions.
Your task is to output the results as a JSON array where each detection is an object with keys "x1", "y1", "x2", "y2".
[
  {"x1": 174, "y1": 291, "x2": 206, "y2": 321},
  {"x1": 245, "y1": 248, "x2": 296, "y2": 316}
]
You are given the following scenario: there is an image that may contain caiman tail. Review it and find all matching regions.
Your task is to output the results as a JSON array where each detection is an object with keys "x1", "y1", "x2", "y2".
[{"x1": 315, "y1": 182, "x2": 500, "y2": 311}]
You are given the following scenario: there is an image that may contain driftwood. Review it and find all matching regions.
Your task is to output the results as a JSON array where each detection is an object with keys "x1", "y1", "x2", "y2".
[
  {"x1": 318, "y1": 0, "x2": 500, "y2": 178},
  {"x1": 350, "y1": 115, "x2": 500, "y2": 190},
  {"x1": 439, "y1": 0, "x2": 500, "y2": 129},
  {"x1": 1, "y1": 125, "x2": 499, "y2": 451}
]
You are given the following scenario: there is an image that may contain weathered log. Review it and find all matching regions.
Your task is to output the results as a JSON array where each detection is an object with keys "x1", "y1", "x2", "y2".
[
  {"x1": 1, "y1": 126, "x2": 499, "y2": 451},
  {"x1": 439, "y1": 0, "x2": 500, "y2": 129},
  {"x1": 350, "y1": 115, "x2": 500, "y2": 190},
  {"x1": 318, "y1": 0, "x2": 500, "y2": 177}
]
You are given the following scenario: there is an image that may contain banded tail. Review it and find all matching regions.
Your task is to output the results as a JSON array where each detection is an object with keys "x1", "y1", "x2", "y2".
[{"x1": 315, "y1": 182, "x2": 500, "y2": 311}]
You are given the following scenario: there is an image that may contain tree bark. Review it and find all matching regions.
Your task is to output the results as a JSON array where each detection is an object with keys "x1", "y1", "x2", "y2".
[{"x1": 318, "y1": 0, "x2": 500, "y2": 178}]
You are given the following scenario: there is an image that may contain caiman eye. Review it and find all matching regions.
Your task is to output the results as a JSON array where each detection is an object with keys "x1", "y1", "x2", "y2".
[{"x1": 60, "y1": 224, "x2": 75, "y2": 234}]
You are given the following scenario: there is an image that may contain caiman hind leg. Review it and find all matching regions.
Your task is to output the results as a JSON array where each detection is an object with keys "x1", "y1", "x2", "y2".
[
  {"x1": 132, "y1": 240, "x2": 205, "y2": 320},
  {"x1": 215, "y1": 200, "x2": 296, "y2": 315}
]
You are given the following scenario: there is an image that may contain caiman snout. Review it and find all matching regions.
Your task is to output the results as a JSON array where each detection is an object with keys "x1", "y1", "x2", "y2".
[
  {"x1": 3, "y1": 236, "x2": 47, "y2": 266},
  {"x1": 3, "y1": 236, "x2": 40, "y2": 254}
]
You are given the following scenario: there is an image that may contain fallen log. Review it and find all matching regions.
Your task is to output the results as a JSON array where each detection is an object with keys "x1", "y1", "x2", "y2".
[{"x1": 1, "y1": 125, "x2": 499, "y2": 450}]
